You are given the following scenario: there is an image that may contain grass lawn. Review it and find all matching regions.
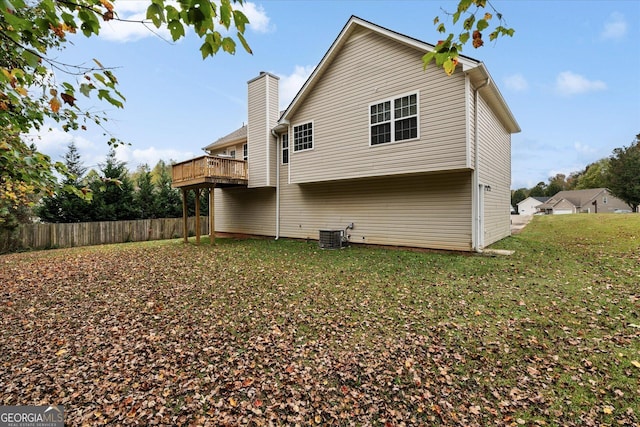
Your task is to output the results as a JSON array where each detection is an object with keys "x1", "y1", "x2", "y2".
[{"x1": 1, "y1": 214, "x2": 638, "y2": 426}]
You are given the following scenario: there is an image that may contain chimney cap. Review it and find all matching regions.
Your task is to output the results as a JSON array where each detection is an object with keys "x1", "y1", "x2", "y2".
[{"x1": 247, "y1": 71, "x2": 280, "y2": 84}]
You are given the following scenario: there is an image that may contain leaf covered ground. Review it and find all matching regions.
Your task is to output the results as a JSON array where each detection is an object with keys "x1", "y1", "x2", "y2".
[{"x1": 1, "y1": 214, "x2": 639, "y2": 426}]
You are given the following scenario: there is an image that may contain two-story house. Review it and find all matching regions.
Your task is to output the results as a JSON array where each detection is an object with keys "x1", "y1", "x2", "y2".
[{"x1": 172, "y1": 16, "x2": 520, "y2": 252}]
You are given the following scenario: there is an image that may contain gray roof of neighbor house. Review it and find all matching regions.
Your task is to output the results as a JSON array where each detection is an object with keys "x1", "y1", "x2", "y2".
[
  {"x1": 532, "y1": 197, "x2": 550, "y2": 203},
  {"x1": 539, "y1": 188, "x2": 607, "y2": 209},
  {"x1": 203, "y1": 125, "x2": 247, "y2": 152}
]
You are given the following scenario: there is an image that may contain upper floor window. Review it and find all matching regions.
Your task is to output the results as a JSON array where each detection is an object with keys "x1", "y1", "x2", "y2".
[
  {"x1": 281, "y1": 133, "x2": 289, "y2": 164},
  {"x1": 370, "y1": 93, "x2": 418, "y2": 146},
  {"x1": 230, "y1": 150, "x2": 236, "y2": 159},
  {"x1": 243, "y1": 143, "x2": 248, "y2": 161},
  {"x1": 293, "y1": 122, "x2": 313, "y2": 152}
]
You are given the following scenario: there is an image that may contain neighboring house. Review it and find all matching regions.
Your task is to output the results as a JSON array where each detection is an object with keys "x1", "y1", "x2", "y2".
[
  {"x1": 537, "y1": 188, "x2": 632, "y2": 214},
  {"x1": 172, "y1": 16, "x2": 520, "y2": 252},
  {"x1": 517, "y1": 196, "x2": 549, "y2": 216}
]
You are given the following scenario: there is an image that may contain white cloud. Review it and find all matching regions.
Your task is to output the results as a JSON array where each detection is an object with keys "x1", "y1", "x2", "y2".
[
  {"x1": 24, "y1": 125, "x2": 110, "y2": 169},
  {"x1": 23, "y1": 126, "x2": 193, "y2": 172},
  {"x1": 601, "y1": 12, "x2": 628, "y2": 40},
  {"x1": 100, "y1": 1, "x2": 271, "y2": 43},
  {"x1": 101, "y1": 3, "x2": 171, "y2": 43},
  {"x1": 504, "y1": 73, "x2": 528, "y2": 92},
  {"x1": 25, "y1": 126, "x2": 95, "y2": 159},
  {"x1": 574, "y1": 141, "x2": 596, "y2": 156},
  {"x1": 555, "y1": 71, "x2": 606, "y2": 96},
  {"x1": 278, "y1": 65, "x2": 315, "y2": 110},
  {"x1": 240, "y1": 2, "x2": 273, "y2": 33},
  {"x1": 115, "y1": 145, "x2": 195, "y2": 169}
]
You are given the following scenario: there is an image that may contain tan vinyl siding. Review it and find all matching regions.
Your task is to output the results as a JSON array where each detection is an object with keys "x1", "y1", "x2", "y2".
[
  {"x1": 552, "y1": 199, "x2": 576, "y2": 214},
  {"x1": 209, "y1": 143, "x2": 245, "y2": 159},
  {"x1": 267, "y1": 78, "x2": 279, "y2": 185},
  {"x1": 477, "y1": 93, "x2": 511, "y2": 246},
  {"x1": 214, "y1": 187, "x2": 275, "y2": 235},
  {"x1": 278, "y1": 168, "x2": 473, "y2": 251},
  {"x1": 247, "y1": 73, "x2": 278, "y2": 188},
  {"x1": 247, "y1": 76, "x2": 266, "y2": 187},
  {"x1": 288, "y1": 30, "x2": 468, "y2": 184},
  {"x1": 468, "y1": 79, "x2": 476, "y2": 167}
]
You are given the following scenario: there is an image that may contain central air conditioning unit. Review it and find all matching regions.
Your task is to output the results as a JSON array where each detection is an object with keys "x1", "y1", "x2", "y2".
[{"x1": 319, "y1": 229, "x2": 344, "y2": 250}]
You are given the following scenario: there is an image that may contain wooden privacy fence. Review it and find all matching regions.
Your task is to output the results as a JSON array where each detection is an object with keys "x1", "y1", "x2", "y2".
[{"x1": 1, "y1": 216, "x2": 209, "y2": 252}]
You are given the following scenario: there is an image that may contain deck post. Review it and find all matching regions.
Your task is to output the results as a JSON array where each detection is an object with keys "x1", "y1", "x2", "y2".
[
  {"x1": 195, "y1": 188, "x2": 201, "y2": 245},
  {"x1": 209, "y1": 185, "x2": 215, "y2": 245},
  {"x1": 181, "y1": 188, "x2": 188, "y2": 243}
]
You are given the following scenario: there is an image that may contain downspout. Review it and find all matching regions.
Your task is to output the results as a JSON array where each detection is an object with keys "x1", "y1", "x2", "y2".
[
  {"x1": 473, "y1": 76, "x2": 490, "y2": 252},
  {"x1": 271, "y1": 128, "x2": 280, "y2": 240}
]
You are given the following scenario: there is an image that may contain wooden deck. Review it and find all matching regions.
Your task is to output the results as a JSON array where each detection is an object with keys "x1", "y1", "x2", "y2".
[{"x1": 171, "y1": 156, "x2": 248, "y2": 189}]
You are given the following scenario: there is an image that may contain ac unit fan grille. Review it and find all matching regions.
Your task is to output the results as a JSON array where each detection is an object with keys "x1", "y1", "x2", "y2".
[{"x1": 319, "y1": 229, "x2": 343, "y2": 250}]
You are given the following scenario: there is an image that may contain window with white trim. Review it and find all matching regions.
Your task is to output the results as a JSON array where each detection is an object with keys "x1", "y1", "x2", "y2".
[
  {"x1": 281, "y1": 133, "x2": 289, "y2": 164},
  {"x1": 370, "y1": 93, "x2": 418, "y2": 146},
  {"x1": 243, "y1": 143, "x2": 248, "y2": 161},
  {"x1": 230, "y1": 150, "x2": 236, "y2": 159},
  {"x1": 293, "y1": 122, "x2": 313, "y2": 152}
]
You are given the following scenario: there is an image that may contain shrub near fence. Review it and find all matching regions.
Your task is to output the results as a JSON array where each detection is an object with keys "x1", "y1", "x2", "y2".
[{"x1": 1, "y1": 216, "x2": 209, "y2": 253}]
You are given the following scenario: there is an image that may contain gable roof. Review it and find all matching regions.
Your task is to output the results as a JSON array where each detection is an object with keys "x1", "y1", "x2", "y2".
[
  {"x1": 545, "y1": 188, "x2": 607, "y2": 208},
  {"x1": 278, "y1": 15, "x2": 520, "y2": 134},
  {"x1": 516, "y1": 196, "x2": 549, "y2": 207},
  {"x1": 203, "y1": 125, "x2": 247, "y2": 152},
  {"x1": 533, "y1": 196, "x2": 550, "y2": 203}
]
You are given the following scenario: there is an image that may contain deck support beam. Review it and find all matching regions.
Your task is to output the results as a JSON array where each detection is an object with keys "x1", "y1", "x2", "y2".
[
  {"x1": 181, "y1": 188, "x2": 188, "y2": 243},
  {"x1": 209, "y1": 185, "x2": 216, "y2": 245},
  {"x1": 195, "y1": 188, "x2": 201, "y2": 244}
]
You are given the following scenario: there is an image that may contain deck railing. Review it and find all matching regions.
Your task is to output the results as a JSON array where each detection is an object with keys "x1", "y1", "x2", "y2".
[{"x1": 172, "y1": 156, "x2": 247, "y2": 185}]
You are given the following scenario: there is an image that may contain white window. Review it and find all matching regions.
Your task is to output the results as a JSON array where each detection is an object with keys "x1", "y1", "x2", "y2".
[
  {"x1": 281, "y1": 133, "x2": 289, "y2": 164},
  {"x1": 293, "y1": 122, "x2": 313, "y2": 152},
  {"x1": 230, "y1": 150, "x2": 236, "y2": 159},
  {"x1": 370, "y1": 93, "x2": 418, "y2": 146},
  {"x1": 243, "y1": 143, "x2": 248, "y2": 161}
]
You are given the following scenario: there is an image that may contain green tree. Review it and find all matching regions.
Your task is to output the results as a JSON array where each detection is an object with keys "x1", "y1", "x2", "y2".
[
  {"x1": 529, "y1": 182, "x2": 547, "y2": 198},
  {"x1": 0, "y1": 134, "x2": 42, "y2": 249},
  {"x1": 607, "y1": 134, "x2": 640, "y2": 212},
  {"x1": 153, "y1": 160, "x2": 182, "y2": 218},
  {"x1": 134, "y1": 164, "x2": 157, "y2": 219},
  {"x1": 511, "y1": 188, "x2": 527, "y2": 208},
  {"x1": 573, "y1": 158, "x2": 610, "y2": 190},
  {"x1": 546, "y1": 173, "x2": 569, "y2": 197},
  {"x1": 1, "y1": 0, "x2": 252, "y2": 221},
  {"x1": 1, "y1": 133, "x2": 56, "y2": 224},
  {"x1": 90, "y1": 149, "x2": 137, "y2": 221},
  {"x1": 37, "y1": 141, "x2": 93, "y2": 222}
]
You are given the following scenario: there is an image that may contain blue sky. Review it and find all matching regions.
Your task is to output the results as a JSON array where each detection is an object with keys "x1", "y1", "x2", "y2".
[{"x1": 29, "y1": 1, "x2": 640, "y2": 190}]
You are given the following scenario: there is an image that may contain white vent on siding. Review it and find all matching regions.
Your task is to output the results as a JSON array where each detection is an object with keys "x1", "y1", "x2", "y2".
[{"x1": 319, "y1": 229, "x2": 344, "y2": 250}]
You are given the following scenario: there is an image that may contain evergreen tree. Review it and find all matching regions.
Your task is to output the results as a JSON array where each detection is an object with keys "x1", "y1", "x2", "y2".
[
  {"x1": 187, "y1": 189, "x2": 209, "y2": 217},
  {"x1": 511, "y1": 188, "x2": 527, "y2": 208},
  {"x1": 134, "y1": 164, "x2": 157, "y2": 219},
  {"x1": 37, "y1": 142, "x2": 92, "y2": 223},
  {"x1": 90, "y1": 149, "x2": 137, "y2": 221},
  {"x1": 154, "y1": 160, "x2": 182, "y2": 218}
]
